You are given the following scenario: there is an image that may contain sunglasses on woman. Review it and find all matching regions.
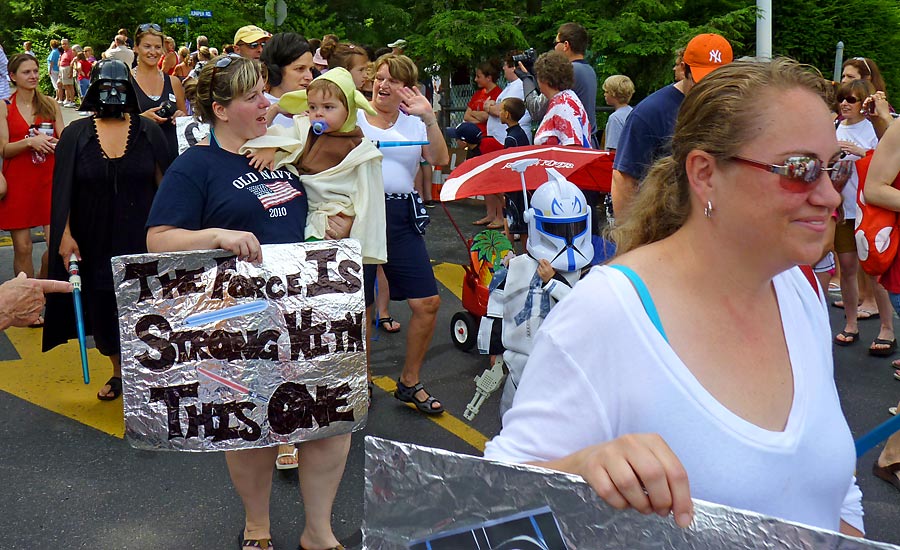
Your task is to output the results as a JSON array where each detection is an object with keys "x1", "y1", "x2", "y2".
[
  {"x1": 210, "y1": 54, "x2": 242, "y2": 89},
  {"x1": 729, "y1": 155, "x2": 853, "y2": 191},
  {"x1": 853, "y1": 57, "x2": 872, "y2": 76},
  {"x1": 839, "y1": 95, "x2": 862, "y2": 104}
]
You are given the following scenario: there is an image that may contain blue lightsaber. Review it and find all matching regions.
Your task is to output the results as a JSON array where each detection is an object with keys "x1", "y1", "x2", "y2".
[
  {"x1": 374, "y1": 141, "x2": 429, "y2": 148},
  {"x1": 68, "y1": 254, "x2": 90, "y2": 384},
  {"x1": 855, "y1": 413, "x2": 900, "y2": 457}
]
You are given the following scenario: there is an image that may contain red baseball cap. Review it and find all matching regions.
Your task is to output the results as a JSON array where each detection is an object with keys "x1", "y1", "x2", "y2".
[{"x1": 683, "y1": 33, "x2": 733, "y2": 82}]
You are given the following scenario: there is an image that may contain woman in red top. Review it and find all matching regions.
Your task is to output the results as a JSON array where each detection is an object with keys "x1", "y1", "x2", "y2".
[
  {"x1": 465, "y1": 60, "x2": 504, "y2": 227},
  {"x1": 159, "y1": 35, "x2": 179, "y2": 75},
  {"x1": 0, "y1": 54, "x2": 63, "y2": 287},
  {"x1": 75, "y1": 51, "x2": 92, "y2": 98}
]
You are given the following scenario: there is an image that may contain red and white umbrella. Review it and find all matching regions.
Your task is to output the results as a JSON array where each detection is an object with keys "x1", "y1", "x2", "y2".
[{"x1": 440, "y1": 145, "x2": 614, "y2": 201}]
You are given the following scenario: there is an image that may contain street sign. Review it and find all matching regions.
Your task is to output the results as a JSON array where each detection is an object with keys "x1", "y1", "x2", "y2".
[
  {"x1": 166, "y1": 16, "x2": 188, "y2": 24},
  {"x1": 190, "y1": 10, "x2": 212, "y2": 17},
  {"x1": 265, "y1": 0, "x2": 287, "y2": 27}
]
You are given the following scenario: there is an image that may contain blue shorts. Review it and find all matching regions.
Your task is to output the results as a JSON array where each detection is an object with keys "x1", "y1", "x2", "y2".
[
  {"x1": 381, "y1": 196, "x2": 438, "y2": 300},
  {"x1": 363, "y1": 263, "x2": 375, "y2": 307}
]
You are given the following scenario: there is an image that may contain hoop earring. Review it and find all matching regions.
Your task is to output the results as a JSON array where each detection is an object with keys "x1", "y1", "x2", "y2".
[{"x1": 704, "y1": 200, "x2": 713, "y2": 219}]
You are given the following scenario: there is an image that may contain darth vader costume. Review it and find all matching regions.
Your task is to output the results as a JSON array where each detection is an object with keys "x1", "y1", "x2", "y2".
[{"x1": 43, "y1": 59, "x2": 172, "y2": 359}]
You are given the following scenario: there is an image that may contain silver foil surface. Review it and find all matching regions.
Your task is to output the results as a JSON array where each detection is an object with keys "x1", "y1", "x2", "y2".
[
  {"x1": 364, "y1": 437, "x2": 899, "y2": 549},
  {"x1": 112, "y1": 241, "x2": 367, "y2": 451}
]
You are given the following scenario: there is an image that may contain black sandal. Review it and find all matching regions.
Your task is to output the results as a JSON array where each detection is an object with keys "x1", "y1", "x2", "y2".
[
  {"x1": 869, "y1": 338, "x2": 897, "y2": 357},
  {"x1": 96, "y1": 376, "x2": 122, "y2": 401},
  {"x1": 394, "y1": 379, "x2": 443, "y2": 415},
  {"x1": 239, "y1": 529, "x2": 275, "y2": 549},
  {"x1": 374, "y1": 316, "x2": 401, "y2": 333}
]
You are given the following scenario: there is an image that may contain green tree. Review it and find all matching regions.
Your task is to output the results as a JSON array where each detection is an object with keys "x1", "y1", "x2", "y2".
[{"x1": 772, "y1": 0, "x2": 900, "y2": 93}]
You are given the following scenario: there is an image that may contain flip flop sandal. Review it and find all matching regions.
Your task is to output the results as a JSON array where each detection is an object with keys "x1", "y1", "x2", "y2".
[
  {"x1": 892, "y1": 358, "x2": 900, "y2": 369},
  {"x1": 872, "y1": 461, "x2": 900, "y2": 491},
  {"x1": 833, "y1": 330, "x2": 859, "y2": 346},
  {"x1": 869, "y1": 338, "x2": 897, "y2": 357},
  {"x1": 394, "y1": 379, "x2": 444, "y2": 415},
  {"x1": 298, "y1": 545, "x2": 344, "y2": 550},
  {"x1": 275, "y1": 446, "x2": 299, "y2": 470},
  {"x1": 832, "y1": 300, "x2": 864, "y2": 309},
  {"x1": 97, "y1": 376, "x2": 122, "y2": 401},
  {"x1": 239, "y1": 530, "x2": 275, "y2": 549},
  {"x1": 894, "y1": 370, "x2": 900, "y2": 381},
  {"x1": 373, "y1": 316, "x2": 401, "y2": 333},
  {"x1": 858, "y1": 309, "x2": 880, "y2": 320},
  {"x1": 889, "y1": 407, "x2": 897, "y2": 416}
]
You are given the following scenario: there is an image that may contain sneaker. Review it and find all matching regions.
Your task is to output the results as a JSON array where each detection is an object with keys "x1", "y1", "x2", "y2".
[
  {"x1": 56, "y1": 99, "x2": 64, "y2": 104},
  {"x1": 424, "y1": 200, "x2": 437, "y2": 208},
  {"x1": 63, "y1": 101, "x2": 76, "y2": 108}
]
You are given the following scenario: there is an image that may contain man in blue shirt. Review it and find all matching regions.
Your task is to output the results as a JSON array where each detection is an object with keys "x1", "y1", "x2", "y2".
[
  {"x1": 553, "y1": 22, "x2": 598, "y2": 148},
  {"x1": 611, "y1": 33, "x2": 732, "y2": 221}
]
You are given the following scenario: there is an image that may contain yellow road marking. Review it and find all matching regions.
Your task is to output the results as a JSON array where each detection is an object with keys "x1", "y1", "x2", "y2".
[
  {"x1": 432, "y1": 262, "x2": 465, "y2": 300},
  {"x1": 372, "y1": 375, "x2": 489, "y2": 452},
  {"x1": 0, "y1": 327, "x2": 124, "y2": 437}
]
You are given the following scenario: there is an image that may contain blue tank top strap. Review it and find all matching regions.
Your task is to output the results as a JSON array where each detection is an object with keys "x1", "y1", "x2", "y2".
[{"x1": 608, "y1": 264, "x2": 669, "y2": 343}]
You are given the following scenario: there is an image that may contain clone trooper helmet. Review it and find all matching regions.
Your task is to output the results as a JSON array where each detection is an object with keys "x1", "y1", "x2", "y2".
[{"x1": 525, "y1": 168, "x2": 593, "y2": 272}]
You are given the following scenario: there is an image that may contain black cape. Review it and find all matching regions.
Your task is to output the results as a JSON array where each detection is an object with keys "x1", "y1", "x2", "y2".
[{"x1": 42, "y1": 114, "x2": 172, "y2": 352}]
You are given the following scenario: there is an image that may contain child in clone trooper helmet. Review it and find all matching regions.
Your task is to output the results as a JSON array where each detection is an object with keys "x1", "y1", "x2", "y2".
[
  {"x1": 478, "y1": 168, "x2": 595, "y2": 419},
  {"x1": 241, "y1": 67, "x2": 386, "y2": 264}
]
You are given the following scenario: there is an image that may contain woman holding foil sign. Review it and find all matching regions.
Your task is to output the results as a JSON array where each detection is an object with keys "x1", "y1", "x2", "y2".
[
  {"x1": 146, "y1": 55, "x2": 352, "y2": 550},
  {"x1": 485, "y1": 59, "x2": 865, "y2": 537}
]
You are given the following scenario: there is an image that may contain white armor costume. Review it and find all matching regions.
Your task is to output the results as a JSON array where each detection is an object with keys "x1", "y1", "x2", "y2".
[{"x1": 478, "y1": 169, "x2": 593, "y2": 419}]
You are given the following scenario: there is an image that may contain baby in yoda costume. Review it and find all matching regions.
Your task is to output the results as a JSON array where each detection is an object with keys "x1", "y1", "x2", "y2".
[{"x1": 242, "y1": 67, "x2": 386, "y2": 264}]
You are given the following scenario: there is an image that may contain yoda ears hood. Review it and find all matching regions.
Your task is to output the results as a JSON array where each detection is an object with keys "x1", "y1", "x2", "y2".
[{"x1": 278, "y1": 67, "x2": 377, "y2": 133}]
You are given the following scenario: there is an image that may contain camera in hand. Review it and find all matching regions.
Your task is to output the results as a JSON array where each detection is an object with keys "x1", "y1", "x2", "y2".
[
  {"x1": 156, "y1": 100, "x2": 176, "y2": 119},
  {"x1": 866, "y1": 100, "x2": 877, "y2": 115},
  {"x1": 512, "y1": 48, "x2": 537, "y2": 78},
  {"x1": 512, "y1": 48, "x2": 536, "y2": 65}
]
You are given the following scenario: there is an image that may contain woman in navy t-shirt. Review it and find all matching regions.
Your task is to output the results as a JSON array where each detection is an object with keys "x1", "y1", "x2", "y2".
[{"x1": 147, "y1": 54, "x2": 352, "y2": 550}]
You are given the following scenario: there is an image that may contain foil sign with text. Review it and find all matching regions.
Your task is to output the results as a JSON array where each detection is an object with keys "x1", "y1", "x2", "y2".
[{"x1": 112, "y1": 241, "x2": 367, "y2": 451}]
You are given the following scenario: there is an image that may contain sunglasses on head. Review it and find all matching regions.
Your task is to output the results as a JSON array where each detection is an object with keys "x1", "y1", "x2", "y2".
[
  {"x1": 839, "y1": 95, "x2": 862, "y2": 104},
  {"x1": 729, "y1": 155, "x2": 852, "y2": 191},
  {"x1": 240, "y1": 41, "x2": 265, "y2": 49},
  {"x1": 853, "y1": 56, "x2": 872, "y2": 76},
  {"x1": 138, "y1": 23, "x2": 162, "y2": 32},
  {"x1": 210, "y1": 54, "x2": 242, "y2": 90}
]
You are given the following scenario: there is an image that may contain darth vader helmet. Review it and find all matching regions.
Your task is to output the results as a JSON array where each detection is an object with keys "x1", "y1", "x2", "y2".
[{"x1": 80, "y1": 59, "x2": 140, "y2": 117}]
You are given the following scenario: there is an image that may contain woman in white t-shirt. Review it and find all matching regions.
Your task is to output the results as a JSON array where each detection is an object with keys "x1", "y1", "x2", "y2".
[
  {"x1": 485, "y1": 58, "x2": 865, "y2": 536},
  {"x1": 832, "y1": 79, "x2": 895, "y2": 355},
  {"x1": 358, "y1": 54, "x2": 450, "y2": 415},
  {"x1": 259, "y1": 33, "x2": 314, "y2": 129}
]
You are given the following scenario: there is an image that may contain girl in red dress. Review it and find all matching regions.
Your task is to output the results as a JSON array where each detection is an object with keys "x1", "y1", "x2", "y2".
[{"x1": 0, "y1": 53, "x2": 63, "y2": 286}]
